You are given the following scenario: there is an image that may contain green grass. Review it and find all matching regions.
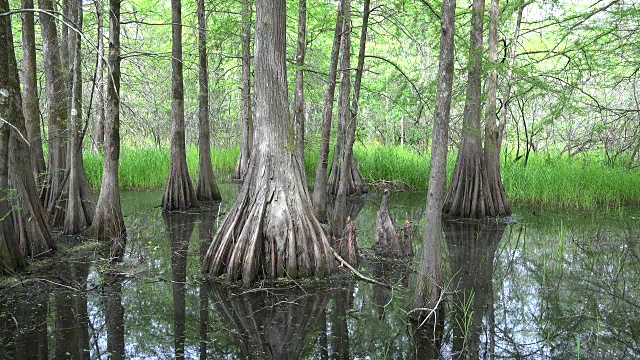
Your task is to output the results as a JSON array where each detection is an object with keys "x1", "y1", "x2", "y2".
[{"x1": 84, "y1": 144, "x2": 640, "y2": 209}]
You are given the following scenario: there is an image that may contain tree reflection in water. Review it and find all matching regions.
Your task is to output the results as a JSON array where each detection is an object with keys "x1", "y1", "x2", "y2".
[
  {"x1": 444, "y1": 220, "x2": 504, "y2": 359},
  {"x1": 209, "y1": 283, "x2": 331, "y2": 359}
]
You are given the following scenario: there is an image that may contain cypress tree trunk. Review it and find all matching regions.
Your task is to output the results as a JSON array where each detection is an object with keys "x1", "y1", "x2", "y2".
[
  {"x1": 163, "y1": 0, "x2": 198, "y2": 211},
  {"x1": 443, "y1": 0, "x2": 503, "y2": 219},
  {"x1": 411, "y1": 0, "x2": 457, "y2": 324},
  {"x1": 329, "y1": 0, "x2": 370, "y2": 229},
  {"x1": 327, "y1": 0, "x2": 366, "y2": 197},
  {"x1": 38, "y1": 0, "x2": 69, "y2": 226},
  {"x1": 21, "y1": 0, "x2": 46, "y2": 180},
  {"x1": 483, "y1": 0, "x2": 510, "y2": 216},
  {"x1": 64, "y1": 0, "x2": 96, "y2": 234},
  {"x1": 2, "y1": 2, "x2": 55, "y2": 259},
  {"x1": 232, "y1": 0, "x2": 253, "y2": 181},
  {"x1": 203, "y1": 0, "x2": 336, "y2": 284},
  {"x1": 292, "y1": 0, "x2": 307, "y2": 177},
  {"x1": 311, "y1": 0, "x2": 345, "y2": 220},
  {"x1": 0, "y1": 5, "x2": 26, "y2": 272},
  {"x1": 195, "y1": 0, "x2": 222, "y2": 202},
  {"x1": 91, "y1": 0, "x2": 105, "y2": 153},
  {"x1": 92, "y1": 0, "x2": 126, "y2": 260}
]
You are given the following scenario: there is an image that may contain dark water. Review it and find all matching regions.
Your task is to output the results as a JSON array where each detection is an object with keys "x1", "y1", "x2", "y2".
[{"x1": 0, "y1": 184, "x2": 639, "y2": 359}]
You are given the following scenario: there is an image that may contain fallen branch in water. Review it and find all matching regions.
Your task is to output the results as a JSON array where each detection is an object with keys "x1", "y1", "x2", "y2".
[{"x1": 330, "y1": 248, "x2": 392, "y2": 288}]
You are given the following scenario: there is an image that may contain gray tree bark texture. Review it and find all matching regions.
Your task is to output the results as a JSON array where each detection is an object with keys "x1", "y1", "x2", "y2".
[
  {"x1": 0, "y1": 3, "x2": 27, "y2": 272},
  {"x1": 411, "y1": 0, "x2": 457, "y2": 324},
  {"x1": 195, "y1": 0, "x2": 222, "y2": 202},
  {"x1": 232, "y1": 0, "x2": 253, "y2": 182},
  {"x1": 311, "y1": 0, "x2": 345, "y2": 221},
  {"x1": 21, "y1": 0, "x2": 46, "y2": 180},
  {"x1": 91, "y1": 0, "x2": 127, "y2": 261},
  {"x1": 163, "y1": 0, "x2": 198, "y2": 211},
  {"x1": 91, "y1": 0, "x2": 105, "y2": 153},
  {"x1": 327, "y1": 0, "x2": 366, "y2": 198},
  {"x1": 2, "y1": 1, "x2": 55, "y2": 259},
  {"x1": 64, "y1": 0, "x2": 96, "y2": 234},
  {"x1": 38, "y1": 0, "x2": 69, "y2": 227},
  {"x1": 443, "y1": 0, "x2": 511, "y2": 219},
  {"x1": 293, "y1": 0, "x2": 307, "y2": 177},
  {"x1": 483, "y1": 0, "x2": 510, "y2": 216},
  {"x1": 329, "y1": 0, "x2": 370, "y2": 236},
  {"x1": 203, "y1": 0, "x2": 336, "y2": 285}
]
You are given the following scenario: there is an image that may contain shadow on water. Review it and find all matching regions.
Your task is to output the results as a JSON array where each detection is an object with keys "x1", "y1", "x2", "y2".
[{"x1": 0, "y1": 186, "x2": 640, "y2": 358}]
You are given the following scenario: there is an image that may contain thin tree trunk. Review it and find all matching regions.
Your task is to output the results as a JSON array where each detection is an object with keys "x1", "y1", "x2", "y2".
[
  {"x1": 0, "y1": 5, "x2": 26, "y2": 272},
  {"x1": 293, "y1": 0, "x2": 307, "y2": 177},
  {"x1": 91, "y1": 0, "x2": 105, "y2": 153},
  {"x1": 233, "y1": 0, "x2": 253, "y2": 181},
  {"x1": 332, "y1": 0, "x2": 370, "y2": 213},
  {"x1": 163, "y1": 0, "x2": 198, "y2": 211},
  {"x1": 91, "y1": 0, "x2": 126, "y2": 260},
  {"x1": 311, "y1": 0, "x2": 345, "y2": 220},
  {"x1": 195, "y1": 0, "x2": 222, "y2": 202},
  {"x1": 3, "y1": 1, "x2": 55, "y2": 258},
  {"x1": 327, "y1": 0, "x2": 366, "y2": 198},
  {"x1": 38, "y1": 0, "x2": 69, "y2": 226},
  {"x1": 411, "y1": 0, "x2": 457, "y2": 324},
  {"x1": 21, "y1": 0, "x2": 46, "y2": 179},
  {"x1": 203, "y1": 0, "x2": 336, "y2": 284},
  {"x1": 483, "y1": 0, "x2": 510, "y2": 216},
  {"x1": 64, "y1": 0, "x2": 96, "y2": 234}
]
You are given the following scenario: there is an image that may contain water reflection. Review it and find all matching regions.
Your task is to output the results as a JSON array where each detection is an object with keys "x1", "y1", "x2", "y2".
[
  {"x1": 0, "y1": 188, "x2": 639, "y2": 358},
  {"x1": 444, "y1": 220, "x2": 504, "y2": 360},
  {"x1": 164, "y1": 211, "x2": 196, "y2": 359},
  {"x1": 209, "y1": 284, "x2": 330, "y2": 359},
  {"x1": 104, "y1": 272, "x2": 125, "y2": 360}
]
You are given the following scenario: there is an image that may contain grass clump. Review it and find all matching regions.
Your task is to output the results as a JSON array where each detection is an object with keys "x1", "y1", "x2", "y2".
[{"x1": 83, "y1": 144, "x2": 640, "y2": 209}]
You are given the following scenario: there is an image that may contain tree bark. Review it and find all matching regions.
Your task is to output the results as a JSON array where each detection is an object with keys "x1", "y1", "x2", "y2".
[
  {"x1": 195, "y1": 0, "x2": 222, "y2": 202},
  {"x1": 91, "y1": 0, "x2": 105, "y2": 153},
  {"x1": 411, "y1": 0, "x2": 457, "y2": 324},
  {"x1": 329, "y1": 0, "x2": 370, "y2": 230},
  {"x1": 0, "y1": 4, "x2": 26, "y2": 272},
  {"x1": 443, "y1": 0, "x2": 509, "y2": 219},
  {"x1": 163, "y1": 0, "x2": 198, "y2": 211},
  {"x1": 91, "y1": 0, "x2": 126, "y2": 260},
  {"x1": 292, "y1": 0, "x2": 307, "y2": 177},
  {"x1": 483, "y1": 0, "x2": 510, "y2": 216},
  {"x1": 232, "y1": 0, "x2": 253, "y2": 181},
  {"x1": 327, "y1": 0, "x2": 367, "y2": 198},
  {"x1": 311, "y1": 0, "x2": 345, "y2": 220},
  {"x1": 64, "y1": 0, "x2": 96, "y2": 234},
  {"x1": 2, "y1": 1, "x2": 55, "y2": 259},
  {"x1": 38, "y1": 0, "x2": 69, "y2": 227},
  {"x1": 21, "y1": 0, "x2": 46, "y2": 180},
  {"x1": 203, "y1": 0, "x2": 336, "y2": 284}
]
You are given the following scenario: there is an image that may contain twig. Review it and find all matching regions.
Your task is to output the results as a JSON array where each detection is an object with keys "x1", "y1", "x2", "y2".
[{"x1": 330, "y1": 248, "x2": 391, "y2": 288}]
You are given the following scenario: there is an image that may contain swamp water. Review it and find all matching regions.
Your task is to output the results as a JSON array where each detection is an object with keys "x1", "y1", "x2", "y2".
[{"x1": 0, "y1": 184, "x2": 639, "y2": 359}]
